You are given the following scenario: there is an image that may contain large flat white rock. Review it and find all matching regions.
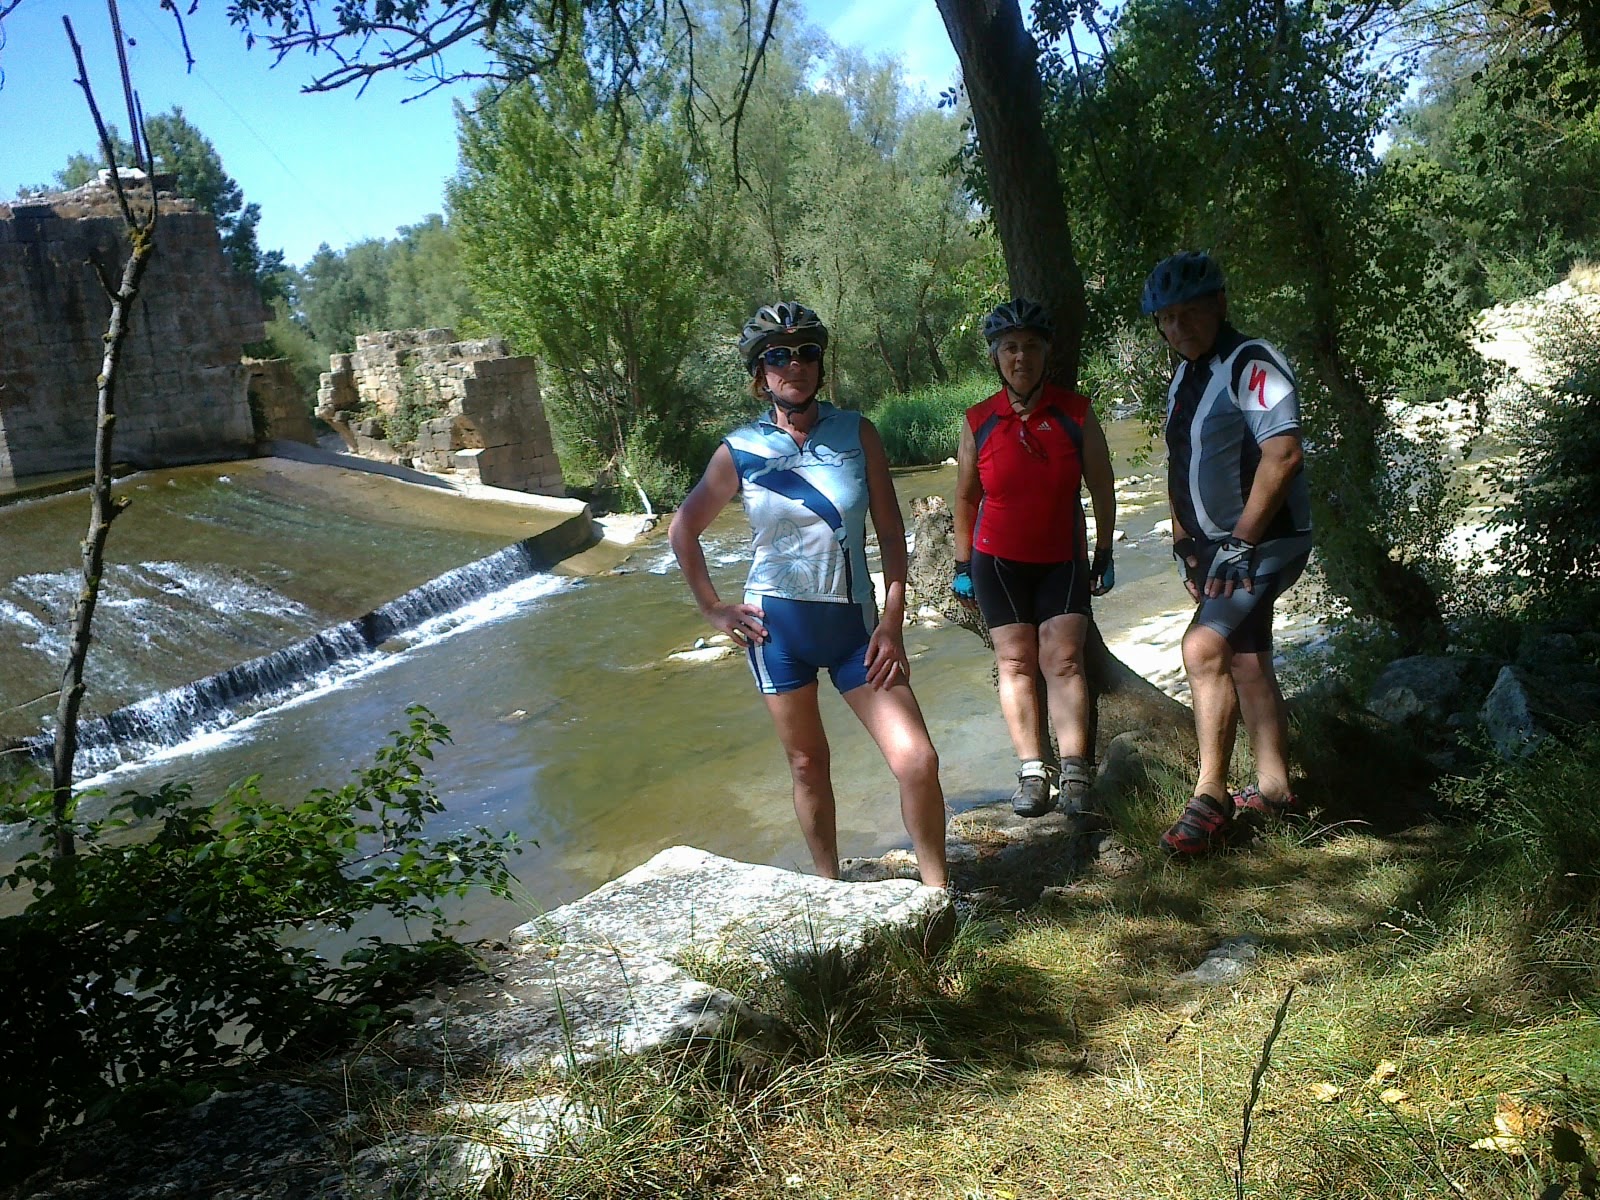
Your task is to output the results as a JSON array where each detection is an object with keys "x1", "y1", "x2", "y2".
[
  {"x1": 392, "y1": 940, "x2": 758, "y2": 1072},
  {"x1": 511, "y1": 845, "x2": 951, "y2": 962}
]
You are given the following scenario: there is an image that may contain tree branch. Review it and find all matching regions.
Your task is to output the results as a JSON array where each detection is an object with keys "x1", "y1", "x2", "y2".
[{"x1": 53, "y1": 2, "x2": 160, "y2": 859}]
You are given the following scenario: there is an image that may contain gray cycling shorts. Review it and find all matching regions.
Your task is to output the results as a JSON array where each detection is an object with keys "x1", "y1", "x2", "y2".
[{"x1": 1190, "y1": 534, "x2": 1311, "y2": 653}]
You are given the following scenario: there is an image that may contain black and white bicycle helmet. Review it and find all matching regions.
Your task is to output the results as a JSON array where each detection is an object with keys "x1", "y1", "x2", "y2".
[
  {"x1": 982, "y1": 298, "x2": 1054, "y2": 350},
  {"x1": 739, "y1": 301, "x2": 829, "y2": 374},
  {"x1": 1140, "y1": 251, "x2": 1226, "y2": 315}
]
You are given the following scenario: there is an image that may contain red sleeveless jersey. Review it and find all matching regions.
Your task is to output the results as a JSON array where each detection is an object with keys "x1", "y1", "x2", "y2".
[{"x1": 966, "y1": 383, "x2": 1090, "y2": 563}]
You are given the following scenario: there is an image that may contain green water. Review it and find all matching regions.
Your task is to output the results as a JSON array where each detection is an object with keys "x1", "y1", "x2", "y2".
[{"x1": 0, "y1": 424, "x2": 1184, "y2": 935}]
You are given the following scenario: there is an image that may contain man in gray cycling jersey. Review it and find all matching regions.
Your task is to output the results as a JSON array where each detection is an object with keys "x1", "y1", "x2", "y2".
[{"x1": 1141, "y1": 252, "x2": 1312, "y2": 856}]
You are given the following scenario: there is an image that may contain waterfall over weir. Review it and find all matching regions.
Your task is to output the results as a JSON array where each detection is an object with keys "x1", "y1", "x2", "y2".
[{"x1": 20, "y1": 537, "x2": 572, "y2": 777}]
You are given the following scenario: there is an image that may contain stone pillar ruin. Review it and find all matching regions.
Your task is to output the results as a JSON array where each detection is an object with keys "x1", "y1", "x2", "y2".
[
  {"x1": 315, "y1": 328, "x2": 564, "y2": 496},
  {"x1": 245, "y1": 358, "x2": 317, "y2": 446},
  {"x1": 0, "y1": 174, "x2": 267, "y2": 482}
]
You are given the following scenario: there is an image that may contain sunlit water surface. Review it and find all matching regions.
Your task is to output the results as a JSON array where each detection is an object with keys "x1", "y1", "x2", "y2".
[{"x1": 1, "y1": 425, "x2": 1193, "y2": 937}]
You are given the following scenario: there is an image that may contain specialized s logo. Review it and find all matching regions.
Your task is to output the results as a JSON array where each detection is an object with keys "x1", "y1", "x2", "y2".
[
  {"x1": 1248, "y1": 366, "x2": 1269, "y2": 407},
  {"x1": 1239, "y1": 358, "x2": 1292, "y2": 412}
]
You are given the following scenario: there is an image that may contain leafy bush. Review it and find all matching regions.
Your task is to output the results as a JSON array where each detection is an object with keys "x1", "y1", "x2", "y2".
[
  {"x1": 1491, "y1": 303, "x2": 1600, "y2": 623},
  {"x1": 386, "y1": 370, "x2": 450, "y2": 447},
  {"x1": 870, "y1": 374, "x2": 987, "y2": 466},
  {"x1": 1077, "y1": 324, "x2": 1173, "y2": 428},
  {"x1": 0, "y1": 707, "x2": 518, "y2": 1157}
]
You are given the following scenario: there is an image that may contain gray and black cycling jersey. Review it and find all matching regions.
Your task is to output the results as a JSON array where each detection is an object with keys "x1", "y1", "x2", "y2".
[{"x1": 1164, "y1": 323, "x2": 1312, "y2": 547}]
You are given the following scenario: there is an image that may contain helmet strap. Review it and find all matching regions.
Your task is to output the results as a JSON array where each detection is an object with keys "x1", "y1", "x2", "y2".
[
  {"x1": 766, "y1": 382, "x2": 819, "y2": 417},
  {"x1": 994, "y1": 363, "x2": 1044, "y2": 415},
  {"x1": 1009, "y1": 379, "x2": 1044, "y2": 413}
]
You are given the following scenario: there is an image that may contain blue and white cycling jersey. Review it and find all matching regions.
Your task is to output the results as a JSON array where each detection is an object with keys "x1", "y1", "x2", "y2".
[{"x1": 724, "y1": 401, "x2": 876, "y2": 629}]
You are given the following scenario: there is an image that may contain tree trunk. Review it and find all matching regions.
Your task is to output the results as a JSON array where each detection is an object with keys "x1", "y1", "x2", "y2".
[
  {"x1": 933, "y1": 0, "x2": 1087, "y2": 388},
  {"x1": 932, "y1": 0, "x2": 1187, "y2": 742},
  {"x1": 920, "y1": 315, "x2": 948, "y2": 384}
]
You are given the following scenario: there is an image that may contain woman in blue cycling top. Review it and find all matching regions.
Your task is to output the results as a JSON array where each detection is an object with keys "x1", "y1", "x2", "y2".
[{"x1": 668, "y1": 302, "x2": 948, "y2": 888}]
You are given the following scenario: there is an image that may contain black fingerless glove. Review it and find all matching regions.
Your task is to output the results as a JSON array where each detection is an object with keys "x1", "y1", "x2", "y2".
[
  {"x1": 1091, "y1": 546, "x2": 1114, "y2": 591},
  {"x1": 1205, "y1": 536, "x2": 1256, "y2": 589}
]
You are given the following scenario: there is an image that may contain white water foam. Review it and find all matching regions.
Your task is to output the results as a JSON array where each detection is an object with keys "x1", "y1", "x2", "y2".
[
  {"x1": 132, "y1": 561, "x2": 314, "y2": 619},
  {"x1": 74, "y1": 572, "x2": 576, "y2": 788}
]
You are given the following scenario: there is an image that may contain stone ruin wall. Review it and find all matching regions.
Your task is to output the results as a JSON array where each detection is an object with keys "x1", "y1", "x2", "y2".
[
  {"x1": 245, "y1": 358, "x2": 317, "y2": 446},
  {"x1": 0, "y1": 175, "x2": 267, "y2": 482},
  {"x1": 316, "y1": 328, "x2": 564, "y2": 495}
]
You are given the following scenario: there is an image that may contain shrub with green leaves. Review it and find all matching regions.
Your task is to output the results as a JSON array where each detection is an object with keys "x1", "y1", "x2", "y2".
[
  {"x1": 870, "y1": 374, "x2": 988, "y2": 466},
  {"x1": 0, "y1": 707, "x2": 518, "y2": 1157},
  {"x1": 1077, "y1": 325, "x2": 1173, "y2": 429},
  {"x1": 1492, "y1": 303, "x2": 1600, "y2": 624}
]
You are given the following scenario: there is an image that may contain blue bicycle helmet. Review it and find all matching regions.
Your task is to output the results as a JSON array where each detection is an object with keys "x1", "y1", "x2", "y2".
[
  {"x1": 1140, "y1": 252, "x2": 1226, "y2": 315},
  {"x1": 982, "y1": 298, "x2": 1054, "y2": 350}
]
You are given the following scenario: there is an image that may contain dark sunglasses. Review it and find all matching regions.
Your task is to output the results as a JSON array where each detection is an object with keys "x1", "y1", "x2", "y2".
[{"x1": 761, "y1": 343, "x2": 824, "y2": 368}]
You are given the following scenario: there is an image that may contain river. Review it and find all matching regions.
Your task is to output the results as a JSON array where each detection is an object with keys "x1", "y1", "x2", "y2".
[{"x1": 1, "y1": 421, "x2": 1196, "y2": 937}]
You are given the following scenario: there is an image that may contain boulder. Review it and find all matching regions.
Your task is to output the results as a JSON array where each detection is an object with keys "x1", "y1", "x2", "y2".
[
  {"x1": 387, "y1": 940, "x2": 772, "y2": 1074},
  {"x1": 347, "y1": 1134, "x2": 500, "y2": 1200},
  {"x1": 1178, "y1": 936, "x2": 1263, "y2": 986},
  {"x1": 1481, "y1": 662, "x2": 1600, "y2": 760},
  {"x1": 1366, "y1": 655, "x2": 1496, "y2": 727},
  {"x1": 512, "y1": 845, "x2": 950, "y2": 962}
]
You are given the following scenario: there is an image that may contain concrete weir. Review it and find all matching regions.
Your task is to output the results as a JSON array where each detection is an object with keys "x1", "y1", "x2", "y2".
[{"x1": 1, "y1": 452, "x2": 602, "y2": 771}]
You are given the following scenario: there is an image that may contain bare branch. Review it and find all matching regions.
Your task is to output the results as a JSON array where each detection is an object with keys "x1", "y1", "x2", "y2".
[
  {"x1": 158, "y1": 0, "x2": 198, "y2": 70},
  {"x1": 726, "y1": 0, "x2": 779, "y2": 191},
  {"x1": 63, "y1": 14, "x2": 136, "y2": 226},
  {"x1": 245, "y1": 0, "x2": 511, "y2": 96}
]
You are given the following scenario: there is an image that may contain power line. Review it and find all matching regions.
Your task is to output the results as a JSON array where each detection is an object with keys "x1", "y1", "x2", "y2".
[{"x1": 125, "y1": 2, "x2": 365, "y2": 253}]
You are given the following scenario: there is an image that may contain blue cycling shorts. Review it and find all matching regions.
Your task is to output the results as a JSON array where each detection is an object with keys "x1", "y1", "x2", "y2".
[{"x1": 746, "y1": 595, "x2": 874, "y2": 695}]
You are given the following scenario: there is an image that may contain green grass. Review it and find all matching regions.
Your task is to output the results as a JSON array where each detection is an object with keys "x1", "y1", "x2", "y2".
[
  {"x1": 329, "y1": 714, "x2": 1600, "y2": 1197},
  {"x1": 868, "y1": 374, "x2": 991, "y2": 467}
]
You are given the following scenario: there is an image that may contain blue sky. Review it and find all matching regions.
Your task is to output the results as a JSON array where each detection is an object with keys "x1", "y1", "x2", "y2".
[{"x1": 0, "y1": 0, "x2": 958, "y2": 267}]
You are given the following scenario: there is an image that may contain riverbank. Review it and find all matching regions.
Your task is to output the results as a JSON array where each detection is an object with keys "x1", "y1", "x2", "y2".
[{"x1": 12, "y1": 689, "x2": 1596, "y2": 1200}]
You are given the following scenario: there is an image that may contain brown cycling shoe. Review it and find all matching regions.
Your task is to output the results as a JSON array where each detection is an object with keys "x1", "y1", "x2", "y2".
[{"x1": 1058, "y1": 756, "x2": 1093, "y2": 817}]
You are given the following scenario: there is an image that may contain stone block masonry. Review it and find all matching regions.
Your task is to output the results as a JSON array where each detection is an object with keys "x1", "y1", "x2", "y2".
[
  {"x1": 316, "y1": 328, "x2": 565, "y2": 496},
  {"x1": 0, "y1": 175, "x2": 267, "y2": 482}
]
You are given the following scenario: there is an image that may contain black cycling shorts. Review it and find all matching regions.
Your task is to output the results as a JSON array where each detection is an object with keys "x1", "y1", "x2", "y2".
[
  {"x1": 1190, "y1": 536, "x2": 1311, "y2": 654},
  {"x1": 971, "y1": 551, "x2": 1091, "y2": 629}
]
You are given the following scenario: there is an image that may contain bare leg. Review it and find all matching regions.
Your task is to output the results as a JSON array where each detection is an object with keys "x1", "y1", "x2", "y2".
[
  {"x1": 1037, "y1": 613, "x2": 1091, "y2": 760},
  {"x1": 991, "y1": 623, "x2": 1045, "y2": 761},
  {"x1": 1182, "y1": 623, "x2": 1239, "y2": 800},
  {"x1": 842, "y1": 680, "x2": 948, "y2": 889},
  {"x1": 1232, "y1": 648, "x2": 1291, "y2": 799},
  {"x1": 762, "y1": 683, "x2": 839, "y2": 878}
]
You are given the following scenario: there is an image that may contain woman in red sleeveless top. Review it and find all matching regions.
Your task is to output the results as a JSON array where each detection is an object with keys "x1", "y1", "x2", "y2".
[{"x1": 951, "y1": 299, "x2": 1117, "y2": 817}]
